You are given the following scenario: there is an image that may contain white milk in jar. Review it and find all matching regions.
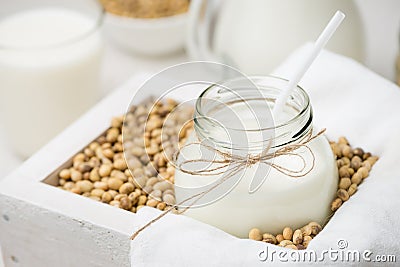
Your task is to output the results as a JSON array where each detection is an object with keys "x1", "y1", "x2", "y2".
[
  {"x1": 174, "y1": 76, "x2": 338, "y2": 238},
  {"x1": 0, "y1": 6, "x2": 103, "y2": 157}
]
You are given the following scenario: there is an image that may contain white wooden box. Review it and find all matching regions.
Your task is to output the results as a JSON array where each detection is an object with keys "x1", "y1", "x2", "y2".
[{"x1": 0, "y1": 74, "x2": 153, "y2": 267}]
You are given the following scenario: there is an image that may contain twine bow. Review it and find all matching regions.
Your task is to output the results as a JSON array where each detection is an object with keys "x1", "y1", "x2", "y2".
[
  {"x1": 175, "y1": 127, "x2": 325, "y2": 179},
  {"x1": 131, "y1": 128, "x2": 326, "y2": 240}
]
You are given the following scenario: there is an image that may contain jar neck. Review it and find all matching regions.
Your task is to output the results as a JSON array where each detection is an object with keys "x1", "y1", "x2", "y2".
[{"x1": 194, "y1": 76, "x2": 313, "y2": 154}]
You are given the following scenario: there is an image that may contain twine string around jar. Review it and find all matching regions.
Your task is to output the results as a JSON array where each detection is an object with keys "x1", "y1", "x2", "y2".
[
  {"x1": 175, "y1": 128, "x2": 325, "y2": 178},
  {"x1": 131, "y1": 128, "x2": 326, "y2": 240}
]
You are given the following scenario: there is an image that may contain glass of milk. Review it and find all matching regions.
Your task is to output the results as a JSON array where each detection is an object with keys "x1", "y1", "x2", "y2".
[
  {"x1": 174, "y1": 76, "x2": 338, "y2": 238},
  {"x1": 0, "y1": 0, "x2": 104, "y2": 157}
]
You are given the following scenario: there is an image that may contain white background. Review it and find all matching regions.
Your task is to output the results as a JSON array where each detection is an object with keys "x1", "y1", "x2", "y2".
[
  {"x1": 1, "y1": 0, "x2": 400, "y2": 265},
  {"x1": 355, "y1": 0, "x2": 400, "y2": 80}
]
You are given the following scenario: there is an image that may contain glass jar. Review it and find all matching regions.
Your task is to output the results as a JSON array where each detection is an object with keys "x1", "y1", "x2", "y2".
[
  {"x1": 174, "y1": 76, "x2": 338, "y2": 238},
  {"x1": 187, "y1": 0, "x2": 364, "y2": 74},
  {"x1": 0, "y1": 0, "x2": 104, "y2": 157}
]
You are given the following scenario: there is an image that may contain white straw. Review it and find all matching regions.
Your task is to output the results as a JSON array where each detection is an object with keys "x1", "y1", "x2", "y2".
[{"x1": 273, "y1": 11, "x2": 346, "y2": 116}]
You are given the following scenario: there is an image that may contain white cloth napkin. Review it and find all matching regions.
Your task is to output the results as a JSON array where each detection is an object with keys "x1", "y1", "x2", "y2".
[{"x1": 130, "y1": 45, "x2": 400, "y2": 266}]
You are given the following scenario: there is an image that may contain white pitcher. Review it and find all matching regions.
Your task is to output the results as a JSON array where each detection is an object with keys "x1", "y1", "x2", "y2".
[{"x1": 187, "y1": 0, "x2": 364, "y2": 74}]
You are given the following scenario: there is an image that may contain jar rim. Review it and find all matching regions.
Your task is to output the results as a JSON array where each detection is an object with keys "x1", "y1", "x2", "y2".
[
  {"x1": 0, "y1": 4, "x2": 105, "y2": 50},
  {"x1": 195, "y1": 75, "x2": 311, "y2": 132}
]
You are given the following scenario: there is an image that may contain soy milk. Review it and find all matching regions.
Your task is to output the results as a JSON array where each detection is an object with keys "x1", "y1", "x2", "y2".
[{"x1": 174, "y1": 77, "x2": 338, "y2": 238}]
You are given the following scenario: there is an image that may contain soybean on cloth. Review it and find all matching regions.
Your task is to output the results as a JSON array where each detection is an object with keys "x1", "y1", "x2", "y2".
[{"x1": 130, "y1": 45, "x2": 400, "y2": 266}]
